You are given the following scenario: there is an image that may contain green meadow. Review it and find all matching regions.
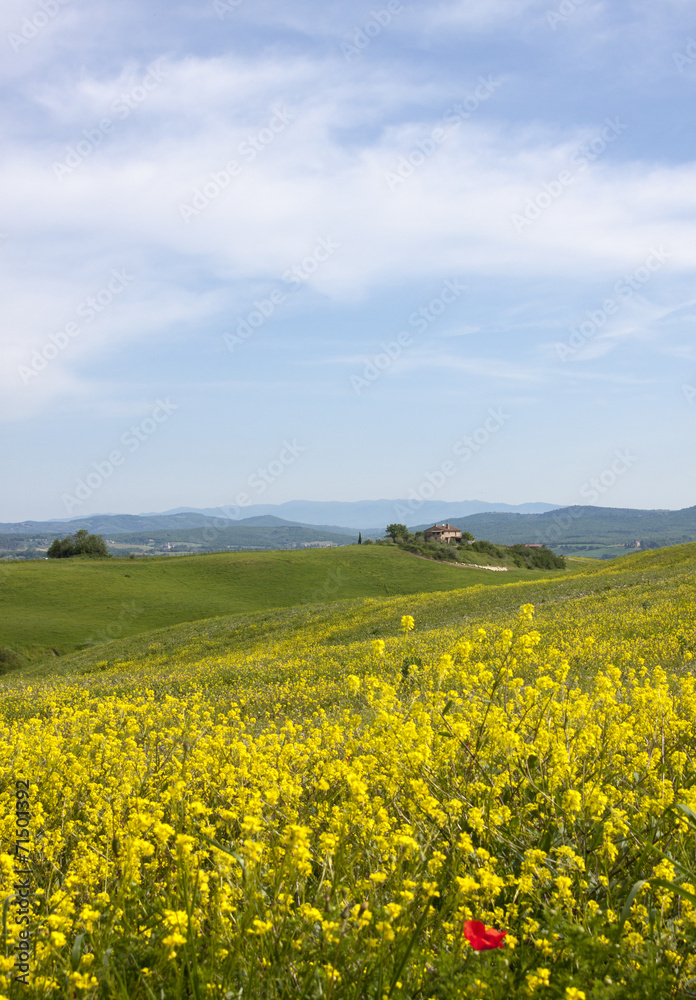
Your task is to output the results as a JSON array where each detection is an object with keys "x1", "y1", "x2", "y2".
[
  {"x1": 0, "y1": 546, "x2": 569, "y2": 662},
  {"x1": 9, "y1": 541, "x2": 690, "y2": 680}
]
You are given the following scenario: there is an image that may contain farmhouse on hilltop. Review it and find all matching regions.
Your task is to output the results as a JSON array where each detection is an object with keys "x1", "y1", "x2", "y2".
[{"x1": 424, "y1": 523, "x2": 463, "y2": 544}]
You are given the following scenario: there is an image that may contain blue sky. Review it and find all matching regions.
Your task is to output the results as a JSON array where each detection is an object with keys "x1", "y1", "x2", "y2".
[{"x1": 1, "y1": 0, "x2": 695, "y2": 521}]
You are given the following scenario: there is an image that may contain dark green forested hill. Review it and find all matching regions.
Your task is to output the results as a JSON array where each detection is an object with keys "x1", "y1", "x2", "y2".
[{"x1": 415, "y1": 505, "x2": 696, "y2": 556}]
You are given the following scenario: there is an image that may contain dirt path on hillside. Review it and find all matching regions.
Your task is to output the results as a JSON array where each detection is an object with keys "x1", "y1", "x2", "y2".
[{"x1": 405, "y1": 553, "x2": 509, "y2": 572}]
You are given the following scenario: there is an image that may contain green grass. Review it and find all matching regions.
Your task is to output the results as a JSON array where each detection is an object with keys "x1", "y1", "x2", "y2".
[
  {"x1": 18, "y1": 541, "x2": 696, "y2": 682},
  {"x1": 0, "y1": 545, "x2": 566, "y2": 662}
]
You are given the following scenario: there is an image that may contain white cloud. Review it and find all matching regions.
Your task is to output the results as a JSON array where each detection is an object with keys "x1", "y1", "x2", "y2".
[
  {"x1": 441, "y1": 325, "x2": 480, "y2": 337},
  {"x1": 661, "y1": 343, "x2": 696, "y2": 361},
  {"x1": 421, "y1": 0, "x2": 549, "y2": 30},
  {"x1": 399, "y1": 353, "x2": 546, "y2": 382},
  {"x1": 2, "y1": 48, "x2": 696, "y2": 422}
]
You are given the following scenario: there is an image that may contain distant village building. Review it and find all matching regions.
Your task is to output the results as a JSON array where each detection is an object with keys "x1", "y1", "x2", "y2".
[{"x1": 424, "y1": 523, "x2": 463, "y2": 545}]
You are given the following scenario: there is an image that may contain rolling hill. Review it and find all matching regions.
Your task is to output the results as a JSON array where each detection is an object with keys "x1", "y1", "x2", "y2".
[
  {"x1": 18, "y1": 541, "x2": 693, "y2": 683},
  {"x1": 0, "y1": 545, "x2": 570, "y2": 662},
  {"x1": 4, "y1": 541, "x2": 695, "y2": 998}
]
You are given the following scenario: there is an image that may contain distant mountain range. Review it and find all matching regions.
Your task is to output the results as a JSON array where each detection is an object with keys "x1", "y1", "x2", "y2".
[
  {"x1": 0, "y1": 512, "x2": 232, "y2": 535},
  {"x1": 2, "y1": 503, "x2": 695, "y2": 559},
  {"x1": 139, "y1": 499, "x2": 562, "y2": 530},
  {"x1": 0, "y1": 512, "x2": 353, "y2": 536},
  {"x1": 415, "y1": 505, "x2": 696, "y2": 550},
  {"x1": 0, "y1": 501, "x2": 559, "y2": 536}
]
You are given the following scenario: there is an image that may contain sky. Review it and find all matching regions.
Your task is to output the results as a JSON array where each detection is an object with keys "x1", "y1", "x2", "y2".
[{"x1": 1, "y1": 0, "x2": 695, "y2": 522}]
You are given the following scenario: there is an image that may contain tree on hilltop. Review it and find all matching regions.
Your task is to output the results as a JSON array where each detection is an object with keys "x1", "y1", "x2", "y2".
[
  {"x1": 47, "y1": 529, "x2": 110, "y2": 559},
  {"x1": 385, "y1": 523, "x2": 410, "y2": 542}
]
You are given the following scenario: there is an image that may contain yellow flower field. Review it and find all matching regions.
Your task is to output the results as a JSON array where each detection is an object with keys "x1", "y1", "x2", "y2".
[{"x1": 1, "y1": 549, "x2": 696, "y2": 998}]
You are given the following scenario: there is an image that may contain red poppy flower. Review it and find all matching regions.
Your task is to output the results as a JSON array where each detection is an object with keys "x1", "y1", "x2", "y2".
[{"x1": 463, "y1": 919, "x2": 507, "y2": 950}]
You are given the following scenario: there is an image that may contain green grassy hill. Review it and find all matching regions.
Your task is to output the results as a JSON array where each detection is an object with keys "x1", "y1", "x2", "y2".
[
  {"x1": 19, "y1": 540, "x2": 696, "y2": 682},
  {"x1": 0, "y1": 545, "x2": 568, "y2": 662},
  {"x1": 2, "y1": 545, "x2": 695, "y2": 995}
]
